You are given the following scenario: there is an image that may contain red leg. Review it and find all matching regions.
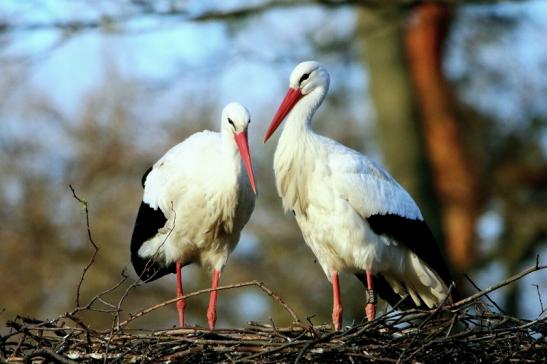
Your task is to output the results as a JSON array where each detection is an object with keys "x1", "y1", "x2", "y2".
[
  {"x1": 365, "y1": 270, "x2": 377, "y2": 321},
  {"x1": 331, "y1": 271, "x2": 343, "y2": 331},
  {"x1": 207, "y1": 269, "x2": 221, "y2": 330},
  {"x1": 176, "y1": 262, "x2": 185, "y2": 327}
]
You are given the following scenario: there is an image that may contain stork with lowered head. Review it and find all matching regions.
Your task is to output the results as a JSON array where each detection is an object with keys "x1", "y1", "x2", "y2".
[{"x1": 131, "y1": 102, "x2": 257, "y2": 330}]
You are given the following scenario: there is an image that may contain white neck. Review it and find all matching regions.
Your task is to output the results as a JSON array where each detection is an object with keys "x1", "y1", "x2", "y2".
[
  {"x1": 282, "y1": 86, "x2": 327, "y2": 138},
  {"x1": 220, "y1": 128, "x2": 239, "y2": 155},
  {"x1": 273, "y1": 86, "x2": 327, "y2": 214},
  {"x1": 215, "y1": 131, "x2": 241, "y2": 190}
]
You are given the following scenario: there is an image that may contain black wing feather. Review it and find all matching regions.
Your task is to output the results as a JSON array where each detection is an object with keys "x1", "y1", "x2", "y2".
[
  {"x1": 366, "y1": 214, "x2": 454, "y2": 286},
  {"x1": 130, "y1": 168, "x2": 175, "y2": 282},
  {"x1": 358, "y1": 214, "x2": 458, "y2": 306}
]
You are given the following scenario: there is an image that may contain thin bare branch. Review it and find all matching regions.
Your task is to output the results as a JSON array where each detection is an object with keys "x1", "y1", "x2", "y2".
[
  {"x1": 533, "y1": 284, "x2": 545, "y2": 316},
  {"x1": 0, "y1": 0, "x2": 517, "y2": 34},
  {"x1": 464, "y1": 273, "x2": 506, "y2": 314},
  {"x1": 452, "y1": 261, "x2": 547, "y2": 309},
  {"x1": 118, "y1": 280, "x2": 300, "y2": 329},
  {"x1": 69, "y1": 184, "x2": 99, "y2": 308}
]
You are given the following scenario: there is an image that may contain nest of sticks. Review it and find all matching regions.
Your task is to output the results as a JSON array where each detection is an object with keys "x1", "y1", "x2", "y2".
[
  {"x1": 2, "y1": 262, "x2": 546, "y2": 363},
  {"x1": 2, "y1": 189, "x2": 545, "y2": 363}
]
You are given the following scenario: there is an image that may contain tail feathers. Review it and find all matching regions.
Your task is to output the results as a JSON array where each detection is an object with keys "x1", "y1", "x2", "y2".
[
  {"x1": 355, "y1": 273, "x2": 417, "y2": 310},
  {"x1": 365, "y1": 214, "x2": 461, "y2": 303},
  {"x1": 406, "y1": 285, "x2": 422, "y2": 307},
  {"x1": 131, "y1": 252, "x2": 176, "y2": 282},
  {"x1": 406, "y1": 252, "x2": 449, "y2": 308},
  {"x1": 355, "y1": 253, "x2": 455, "y2": 310}
]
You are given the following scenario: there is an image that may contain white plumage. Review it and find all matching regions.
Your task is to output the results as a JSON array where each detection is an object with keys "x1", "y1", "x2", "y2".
[
  {"x1": 139, "y1": 131, "x2": 255, "y2": 270},
  {"x1": 264, "y1": 61, "x2": 453, "y2": 330},
  {"x1": 131, "y1": 102, "x2": 256, "y2": 329}
]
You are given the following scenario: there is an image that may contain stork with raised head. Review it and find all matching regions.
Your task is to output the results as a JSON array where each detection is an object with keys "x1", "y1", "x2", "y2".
[
  {"x1": 264, "y1": 61, "x2": 456, "y2": 330},
  {"x1": 131, "y1": 102, "x2": 257, "y2": 330}
]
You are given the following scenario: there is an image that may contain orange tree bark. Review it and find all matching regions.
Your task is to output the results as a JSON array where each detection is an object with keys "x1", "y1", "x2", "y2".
[{"x1": 405, "y1": 4, "x2": 481, "y2": 270}]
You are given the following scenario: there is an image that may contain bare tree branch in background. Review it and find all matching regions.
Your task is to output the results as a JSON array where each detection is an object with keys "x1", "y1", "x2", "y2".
[{"x1": 0, "y1": 0, "x2": 525, "y2": 35}]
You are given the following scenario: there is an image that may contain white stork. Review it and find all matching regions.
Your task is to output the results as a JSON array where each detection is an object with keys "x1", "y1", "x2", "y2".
[
  {"x1": 131, "y1": 102, "x2": 257, "y2": 330},
  {"x1": 264, "y1": 61, "x2": 456, "y2": 330}
]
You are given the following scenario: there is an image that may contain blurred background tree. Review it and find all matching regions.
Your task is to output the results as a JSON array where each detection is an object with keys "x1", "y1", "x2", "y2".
[{"x1": 0, "y1": 0, "x2": 545, "y2": 330}]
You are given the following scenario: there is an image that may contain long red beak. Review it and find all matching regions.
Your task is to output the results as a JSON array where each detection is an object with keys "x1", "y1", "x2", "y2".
[
  {"x1": 234, "y1": 130, "x2": 257, "y2": 194},
  {"x1": 264, "y1": 88, "x2": 303, "y2": 142}
]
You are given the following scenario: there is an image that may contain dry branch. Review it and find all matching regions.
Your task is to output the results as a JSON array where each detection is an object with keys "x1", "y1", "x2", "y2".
[
  {"x1": 69, "y1": 185, "x2": 99, "y2": 308},
  {"x1": 118, "y1": 280, "x2": 301, "y2": 329},
  {"x1": 0, "y1": 0, "x2": 516, "y2": 34},
  {"x1": 451, "y1": 259, "x2": 547, "y2": 309}
]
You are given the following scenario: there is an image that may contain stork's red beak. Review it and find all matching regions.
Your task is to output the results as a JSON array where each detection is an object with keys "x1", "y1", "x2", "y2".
[
  {"x1": 264, "y1": 88, "x2": 303, "y2": 142},
  {"x1": 234, "y1": 130, "x2": 257, "y2": 194}
]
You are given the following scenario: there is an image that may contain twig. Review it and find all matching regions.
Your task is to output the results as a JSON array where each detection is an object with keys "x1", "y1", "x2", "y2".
[
  {"x1": 305, "y1": 316, "x2": 319, "y2": 339},
  {"x1": 269, "y1": 318, "x2": 290, "y2": 341},
  {"x1": 12, "y1": 332, "x2": 26, "y2": 358},
  {"x1": 65, "y1": 270, "x2": 129, "y2": 318},
  {"x1": 532, "y1": 284, "x2": 545, "y2": 316},
  {"x1": 236, "y1": 331, "x2": 309, "y2": 363},
  {"x1": 24, "y1": 348, "x2": 79, "y2": 364},
  {"x1": 464, "y1": 273, "x2": 506, "y2": 314},
  {"x1": 452, "y1": 262, "x2": 547, "y2": 309},
  {"x1": 253, "y1": 281, "x2": 301, "y2": 324},
  {"x1": 444, "y1": 312, "x2": 459, "y2": 338},
  {"x1": 118, "y1": 280, "x2": 300, "y2": 328},
  {"x1": 69, "y1": 185, "x2": 99, "y2": 308},
  {"x1": 294, "y1": 329, "x2": 342, "y2": 364}
]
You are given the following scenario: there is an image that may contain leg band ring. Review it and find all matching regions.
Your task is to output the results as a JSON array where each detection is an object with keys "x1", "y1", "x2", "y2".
[{"x1": 367, "y1": 289, "x2": 377, "y2": 305}]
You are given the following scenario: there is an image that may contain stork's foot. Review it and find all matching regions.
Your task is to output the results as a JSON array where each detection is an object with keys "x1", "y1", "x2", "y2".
[{"x1": 365, "y1": 288, "x2": 377, "y2": 321}]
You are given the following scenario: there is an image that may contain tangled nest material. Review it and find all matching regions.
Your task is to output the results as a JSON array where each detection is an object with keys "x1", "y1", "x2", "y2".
[
  {"x1": 2, "y1": 188, "x2": 546, "y2": 363},
  {"x1": 2, "y1": 263, "x2": 546, "y2": 363}
]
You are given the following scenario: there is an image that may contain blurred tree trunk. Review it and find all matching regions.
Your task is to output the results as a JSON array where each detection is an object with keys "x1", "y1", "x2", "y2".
[
  {"x1": 357, "y1": 8, "x2": 444, "y2": 243},
  {"x1": 405, "y1": 3, "x2": 481, "y2": 270}
]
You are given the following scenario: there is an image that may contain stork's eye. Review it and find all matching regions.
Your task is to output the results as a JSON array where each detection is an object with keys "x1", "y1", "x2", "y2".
[
  {"x1": 299, "y1": 73, "x2": 310, "y2": 84},
  {"x1": 228, "y1": 118, "x2": 235, "y2": 127}
]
